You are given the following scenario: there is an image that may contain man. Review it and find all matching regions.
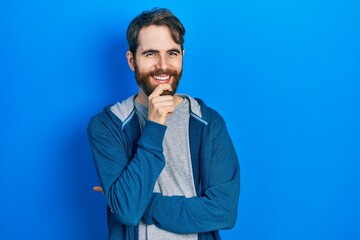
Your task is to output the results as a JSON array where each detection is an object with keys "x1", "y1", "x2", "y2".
[{"x1": 87, "y1": 8, "x2": 240, "y2": 240}]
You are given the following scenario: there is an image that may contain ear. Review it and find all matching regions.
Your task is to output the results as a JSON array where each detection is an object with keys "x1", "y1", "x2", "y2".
[
  {"x1": 126, "y1": 51, "x2": 135, "y2": 71},
  {"x1": 182, "y1": 49, "x2": 185, "y2": 56}
]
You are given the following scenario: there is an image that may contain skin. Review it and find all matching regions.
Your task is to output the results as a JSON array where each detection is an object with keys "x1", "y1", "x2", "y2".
[
  {"x1": 94, "y1": 25, "x2": 185, "y2": 193},
  {"x1": 126, "y1": 25, "x2": 185, "y2": 125}
]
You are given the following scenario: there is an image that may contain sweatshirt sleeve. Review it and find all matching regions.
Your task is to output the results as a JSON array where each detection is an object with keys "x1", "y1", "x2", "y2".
[
  {"x1": 87, "y1": 115, "x2": 166, "y2": 226},
  {"x1": 142, "y1": 115, "x2": 240, "y2": 234}
]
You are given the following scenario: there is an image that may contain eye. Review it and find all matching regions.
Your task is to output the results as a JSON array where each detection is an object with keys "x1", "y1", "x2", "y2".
[
  {"x1": 145, "y1": 52, "x2": 156, "y2": 57},
  {"x1": 168, "y1": 51, "x2": 179, "y2": 56}
]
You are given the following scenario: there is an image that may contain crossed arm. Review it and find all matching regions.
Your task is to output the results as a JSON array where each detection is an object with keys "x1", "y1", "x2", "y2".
[{"x1": 90, "y1": 115, "x2": 240, "y2": 234}]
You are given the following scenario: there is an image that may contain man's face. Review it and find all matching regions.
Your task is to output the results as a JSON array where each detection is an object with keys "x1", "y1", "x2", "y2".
[{"x1": 127, "y1": 25, "x2": 183, "y2": 96}]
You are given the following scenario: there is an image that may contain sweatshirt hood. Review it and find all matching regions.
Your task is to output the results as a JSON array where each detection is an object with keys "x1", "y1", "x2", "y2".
[{"x1": 108, "y1": 94, "x2": 209, "y2": 130}]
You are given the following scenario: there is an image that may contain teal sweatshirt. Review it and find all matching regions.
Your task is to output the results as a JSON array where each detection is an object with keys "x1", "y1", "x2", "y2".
[{"x1": 87, "y1": 95, "x2": 240, "y2": 240}]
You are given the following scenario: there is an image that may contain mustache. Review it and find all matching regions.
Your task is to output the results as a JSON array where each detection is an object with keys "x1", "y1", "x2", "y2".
[{"x1": 147, "y1": 68, "x2": 178, "y2": 77}]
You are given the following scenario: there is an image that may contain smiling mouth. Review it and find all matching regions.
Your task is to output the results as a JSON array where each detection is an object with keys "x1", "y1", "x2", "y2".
[{"x1": 153, "y1": 74, "x2": 171, "y2": 83}]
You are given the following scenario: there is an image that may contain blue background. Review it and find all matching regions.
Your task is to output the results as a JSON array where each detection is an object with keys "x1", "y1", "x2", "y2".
[{"x1": 1, "y1": 0, "x2": 359, "y2": 239}]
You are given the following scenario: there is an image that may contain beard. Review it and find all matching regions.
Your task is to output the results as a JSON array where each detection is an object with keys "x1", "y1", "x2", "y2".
[{"x1": 134, "y1": 63, "x2": 182, "y2": 97}]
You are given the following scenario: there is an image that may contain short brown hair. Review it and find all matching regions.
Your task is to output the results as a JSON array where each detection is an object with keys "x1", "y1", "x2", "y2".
[{"x1": 126, "y1": 8, "x2": 186, "y2": 55}]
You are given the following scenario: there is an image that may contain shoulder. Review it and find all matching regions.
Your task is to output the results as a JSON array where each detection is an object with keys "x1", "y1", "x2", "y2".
[
  {"x1": 110, "y1": 95, "x2": 136, "y2": 124},
  {"x1": 87, "y1": 105, "x2": 120, "y2": 138},
  {"x1": 179, "y1": 94, "x2": 225, "y2": 126},
  {"x1": 88, "y1": 95, "x2": 137, "y2": 133},
  {"x1": 193, "y1": 97, "x2": 225, "y2": 126}
]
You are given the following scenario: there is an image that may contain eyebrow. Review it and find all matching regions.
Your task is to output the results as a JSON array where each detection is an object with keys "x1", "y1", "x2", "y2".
[
  {"x1": 167, "y1": 48, "x2": 181, "y2": 54},
  {"x1": 141, "y1": 49, "x2": 159, "y2": 55}
]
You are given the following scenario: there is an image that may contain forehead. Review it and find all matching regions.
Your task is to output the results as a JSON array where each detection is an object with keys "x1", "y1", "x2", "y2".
[{"x1": 137, "y1": 25, "x2": 181, "y2": 52}]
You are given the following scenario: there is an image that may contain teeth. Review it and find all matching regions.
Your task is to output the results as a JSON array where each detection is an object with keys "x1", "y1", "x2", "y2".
[{"x1": 153, "y1": 75, "x2": 170, "y2": 81}]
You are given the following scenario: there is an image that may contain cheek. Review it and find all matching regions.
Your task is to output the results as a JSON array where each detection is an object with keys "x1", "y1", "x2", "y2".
[
  {"x1": 169, "y1": 59, "x2": 183, "y2": 71},
  {"x1": 137, "y1": 60, "x2": 157, "y2": 71}
]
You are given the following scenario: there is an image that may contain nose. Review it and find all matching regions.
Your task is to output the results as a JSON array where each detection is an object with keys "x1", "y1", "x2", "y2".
[{"x1": 156, "y1": 54, "x2": 168, "y2": 69}]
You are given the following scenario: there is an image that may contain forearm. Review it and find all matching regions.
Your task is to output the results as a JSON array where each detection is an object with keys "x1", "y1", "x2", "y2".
[
  {"x1": 88, "y1": 117, "x2": 167, "y2": 225},
  {"x1": 143, "y1": 177, "x2": 239, "y2": 234},
  {"x1": 104, "y1": 141, "x2": 165, "y2": 225},
  {"x1": 143, "y1": 116, "x2": 240, "y2": 233}
]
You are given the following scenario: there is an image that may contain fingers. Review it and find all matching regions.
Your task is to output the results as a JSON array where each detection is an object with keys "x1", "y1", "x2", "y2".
[
  {"x1": 148, "y1": 84, "x2": 174, "y2": 125},
  {"x1": 149, "y1": 83, "x2": 172, "y2": 99},
  {"x1": 93, "y1": 186, "x2": 104, "y2": 193}
]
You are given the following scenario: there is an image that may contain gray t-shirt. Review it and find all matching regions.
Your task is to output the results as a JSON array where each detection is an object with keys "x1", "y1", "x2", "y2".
[{"x1": 135, "y1": 98, "x2": 198, "y2": 240}]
